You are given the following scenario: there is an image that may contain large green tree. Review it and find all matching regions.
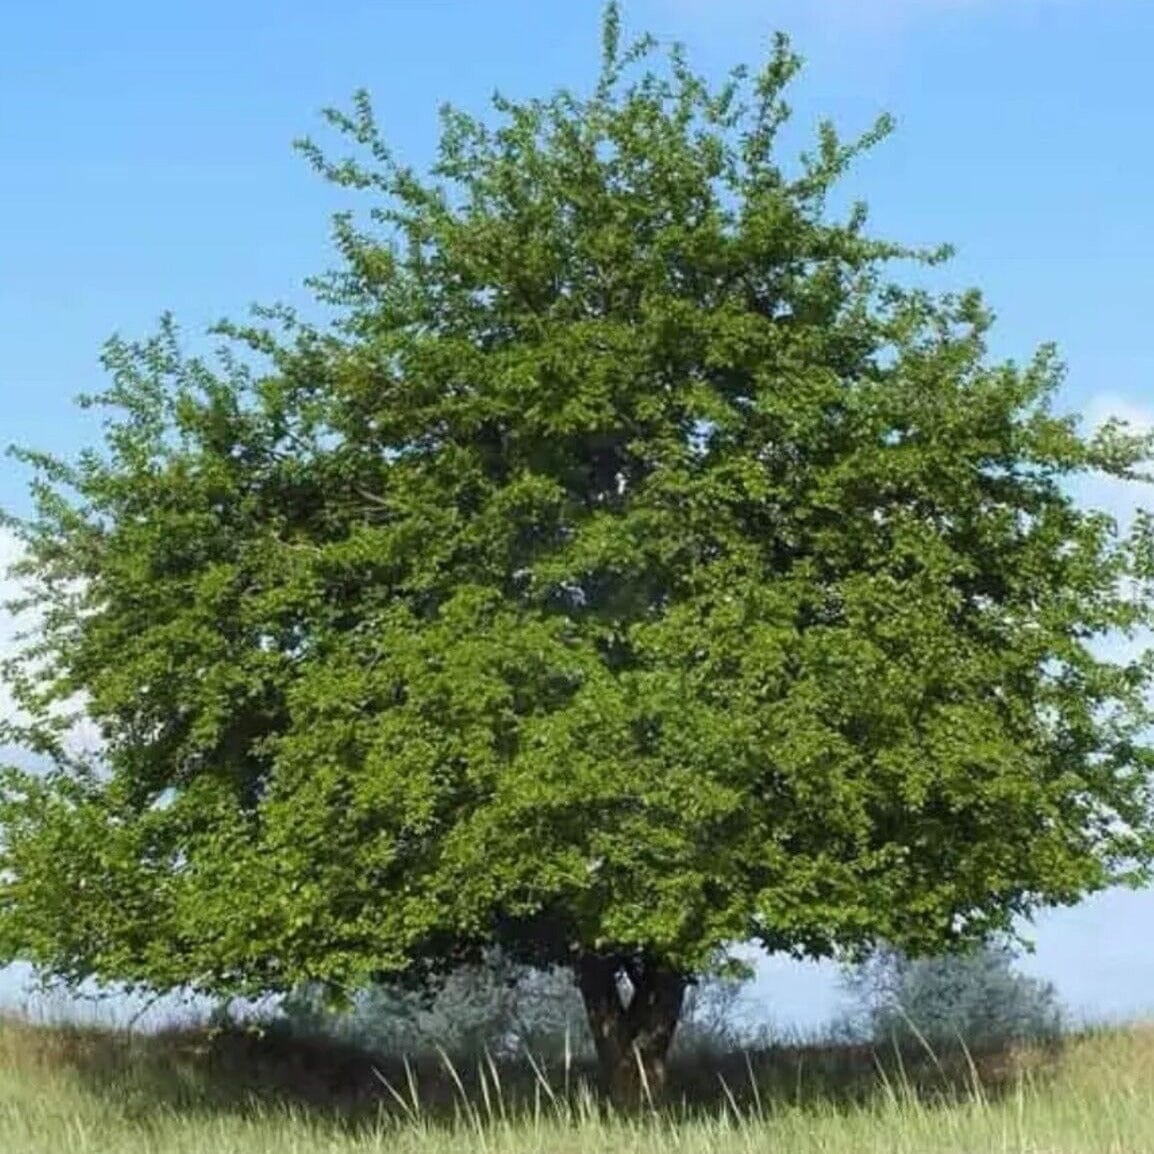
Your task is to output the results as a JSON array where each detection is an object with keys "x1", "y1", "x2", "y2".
[{"x1": 3, "y1": 4, "x2": 1154, "y2": 1104}]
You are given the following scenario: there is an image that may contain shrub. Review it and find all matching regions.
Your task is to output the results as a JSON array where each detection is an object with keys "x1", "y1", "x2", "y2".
[
  {"x1": 841, "y1": 941, "x2": 1065, "y2": 1052},
  {"x1": 276, "y1": 949, "x2": 758, "y2": 1063}
]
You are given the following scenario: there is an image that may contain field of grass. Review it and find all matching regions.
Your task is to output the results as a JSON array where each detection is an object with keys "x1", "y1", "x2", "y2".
[{"x1": 0, "y1": 1012, "x2": 1152, "y2": 1153}]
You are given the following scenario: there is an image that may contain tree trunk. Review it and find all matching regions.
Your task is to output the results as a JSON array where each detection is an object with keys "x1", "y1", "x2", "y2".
[{"x1": 575, "y1": 953, "x2": 688, "y2": 1110}]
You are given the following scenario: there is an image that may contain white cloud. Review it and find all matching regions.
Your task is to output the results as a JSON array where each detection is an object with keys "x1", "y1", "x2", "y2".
[
  {"x1": 0, "y1": 528, "x2": 102, "y2": 765},
  {"x1": 0, "y1": 528, "x2": 27, "y2": 731},
  {"x1": 1084, "y1": 393, "x2": 1154, "y2": 438},
  {"x1": 1066, "y1": 394, "x2": 1154, "y2": 674},
  {"x1": 1074, "y1": 393, "x2": 1154, "y2": 532}
]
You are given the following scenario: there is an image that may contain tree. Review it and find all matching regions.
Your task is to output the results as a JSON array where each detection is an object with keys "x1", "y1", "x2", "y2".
[
  {"x1": 2, "y1": 2, "x2": 1154, "y2": 1108},
  {"x1": 841, "y1": 942, "x2": 1064, "y2": 1051}
]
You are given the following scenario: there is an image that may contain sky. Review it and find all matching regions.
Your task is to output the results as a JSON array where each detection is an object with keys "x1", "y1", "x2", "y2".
[{"x1": 2, "y1": 0, "x2": 1154, "y2": 1033}]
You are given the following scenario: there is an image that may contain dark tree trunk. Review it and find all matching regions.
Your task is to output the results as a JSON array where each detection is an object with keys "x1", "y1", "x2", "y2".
[{"x1": 575, "y1": 953, "x2": 688, "y2": 1109}]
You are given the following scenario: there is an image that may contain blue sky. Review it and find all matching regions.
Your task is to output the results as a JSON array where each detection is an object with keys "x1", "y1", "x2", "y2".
[{"x1": 2, "y1": 0, "x2": 1154, "y2": 1032}]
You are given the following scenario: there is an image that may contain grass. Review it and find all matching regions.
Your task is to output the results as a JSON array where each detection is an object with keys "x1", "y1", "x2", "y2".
[{"x1": 0, "y1": 1010, "x2": 1151, "y2": 1152}]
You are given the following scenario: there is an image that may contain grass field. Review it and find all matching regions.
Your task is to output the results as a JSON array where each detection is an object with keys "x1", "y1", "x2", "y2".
[{"x1": 0, "y1": 1012, "x2": 1151, "y2": 1153}]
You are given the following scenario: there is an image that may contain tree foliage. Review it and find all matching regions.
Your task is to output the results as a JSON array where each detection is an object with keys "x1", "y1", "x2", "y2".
[{"x1": 3, "y1": 2, "x2": 1154, "y2": 1102}]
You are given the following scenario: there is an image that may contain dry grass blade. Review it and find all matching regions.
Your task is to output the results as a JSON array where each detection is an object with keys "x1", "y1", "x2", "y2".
[{"x1": 370, "y1": 1064, "x2": 417, "y2": 1122}]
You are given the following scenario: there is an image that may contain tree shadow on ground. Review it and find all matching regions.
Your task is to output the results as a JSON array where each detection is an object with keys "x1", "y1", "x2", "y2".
[{"x1": 1, "y1": 1014, "x2": 1067, "y2": 1131}]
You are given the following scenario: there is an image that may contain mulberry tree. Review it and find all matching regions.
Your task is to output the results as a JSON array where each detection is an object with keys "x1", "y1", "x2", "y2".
[{"x1": 3, "y1": 4, "x2": 1154, "y2": 1105}]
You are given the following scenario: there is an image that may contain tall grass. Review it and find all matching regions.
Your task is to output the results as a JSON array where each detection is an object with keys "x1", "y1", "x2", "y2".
[{"x1": 0, "y1": 1010, "x2": 1151, "y2": 1152}]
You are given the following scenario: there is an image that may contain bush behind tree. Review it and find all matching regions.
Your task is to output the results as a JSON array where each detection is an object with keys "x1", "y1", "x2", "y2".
[
  {"x1": 276, "y1": 949, "x2": 760, "y2": 1064},
  {"x1": 840, "y1": 942, "x2": 1065, "y2": 1052}
]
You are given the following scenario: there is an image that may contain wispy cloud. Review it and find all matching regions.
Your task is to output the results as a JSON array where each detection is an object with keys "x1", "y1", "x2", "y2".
[
  {"x1": 1076, "y1": 393, "x2": 1154, "y2": 532},
  {"x1": 1084, "y1": 393, "x2": 1154, "y2": 439},
  {"x1": 0, "y1": 529, "x2": 26, "y2": 733},
  {"x1": 650, "y1": 0, "x2": 1080, "y2": 39},
  {"x1": 659, "y1": 0, "x2": 1078, "y2": 13},
  {"x1": 0, "y1": 528, "x2": 101, "y2": 765}
]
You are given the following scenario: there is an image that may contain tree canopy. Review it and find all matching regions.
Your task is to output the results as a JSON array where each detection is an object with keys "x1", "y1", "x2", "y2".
[{"x1": 3, "y1": 3, "x2": 1154, "y2": 1102}]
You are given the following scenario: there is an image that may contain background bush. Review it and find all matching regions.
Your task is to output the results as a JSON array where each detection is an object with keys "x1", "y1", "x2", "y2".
[
  {"x1": 840, "y1": 941, "x2": 1065, "y2": 1051},
  {"x1": 273, "y1": 949, "x2": 762, "y2": 1063}
]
